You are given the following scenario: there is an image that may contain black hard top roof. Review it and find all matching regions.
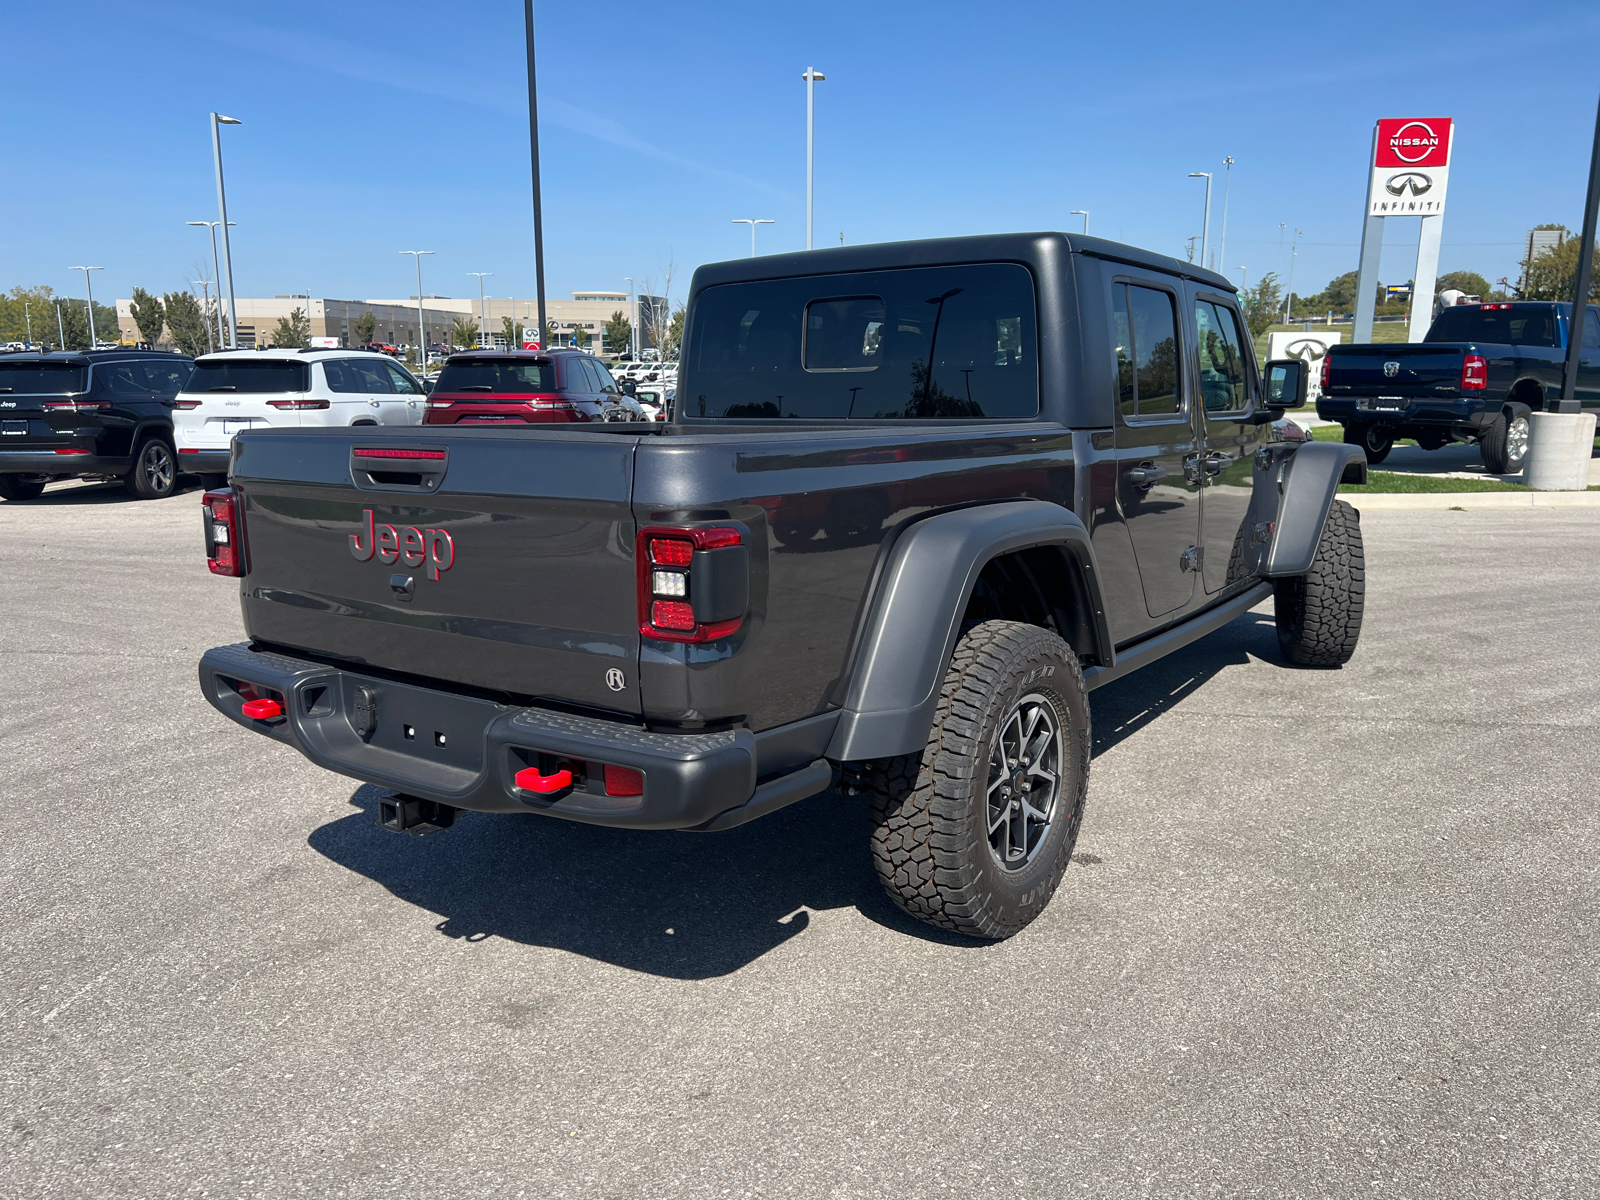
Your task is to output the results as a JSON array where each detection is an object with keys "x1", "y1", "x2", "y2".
[
  {"x1": 689, "y1": 231, "x2": 1236, "y2": 293},
  {"x1": 0, "y1": 349, "x2": 191, "y2": 365}
]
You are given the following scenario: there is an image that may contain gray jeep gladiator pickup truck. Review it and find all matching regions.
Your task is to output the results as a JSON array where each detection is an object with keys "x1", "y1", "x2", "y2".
[{"x1": 198, "y1": 233, "x2": 1367, "y2": 939}]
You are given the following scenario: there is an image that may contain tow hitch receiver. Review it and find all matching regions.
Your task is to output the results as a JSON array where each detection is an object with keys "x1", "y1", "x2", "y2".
[{"x1": 377, "y1": 793, "x2": 458, "y2": 836}]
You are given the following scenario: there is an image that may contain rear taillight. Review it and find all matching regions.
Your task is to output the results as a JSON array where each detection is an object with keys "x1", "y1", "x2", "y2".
[
  {"x1": 52, "y1": 448, "x2": 90, "y2": 455},
  {"x1": 42, "y1": 399, "x2": 109, "y2": 412},
  {"x1": 636, "y1": 525, "x2": 747, "y2": 643},
  {"x1": 352, "y1": 447, "x2": 447, "y2": 461},
  {"x1": 1320, "y1": 352, "x2": 1332, "y2": 390},
  {"x1": 266, "y1": 398, "x2": 331, "y2": 410},
  {"x1": 202, "y1": 488, "x2": 246, "y2": 577},
  {"x1": 1461, "y1": 354, "x2": 1488, "y2": 391},
  {"x1": 173, "y1": 399, "x2": 202, "y2": 410}
]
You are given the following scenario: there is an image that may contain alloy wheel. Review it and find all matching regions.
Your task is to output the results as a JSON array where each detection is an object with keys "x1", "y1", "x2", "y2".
[
  {"x1": 1506, "y1": 416, "x2": 1530, "y2": 465},
  {"x1": 985, "y1": 693, "x2": 1063, "y2": 871},
  {"x1": 141, "y1": 441, "x2": 175, "y2": 495}
]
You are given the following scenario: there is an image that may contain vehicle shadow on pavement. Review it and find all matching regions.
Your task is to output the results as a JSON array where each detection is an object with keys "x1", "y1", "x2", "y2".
[
  {"x1": 17, "y1": 479, "x2": 209, "y2": 505},
  {"x1": 308, "y1": 783, "x2": 975, "y2": 979},
  {"x1": 1089, "y1": 612, "x2": 1280, "y2": 758}
]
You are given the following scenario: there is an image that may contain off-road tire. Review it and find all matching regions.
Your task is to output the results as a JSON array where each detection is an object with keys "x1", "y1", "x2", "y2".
[
  {"x1": 125, "y1": 436, "x2": 177, "y2": 500},
  {"x1": 1275, "y1": 499, "x2": 1364, "y2": 667},
  {"x1": 1344, "y1": 423, "x2": 1392, "y2": 465},
  {"x1": 0, "y1": 476, "x2": 46, "y2": 502},
  {"x1": 862, "y1": 620, "x2": 1090, "y2": 940},
  {"x1": 1480, "y1": 411, "x2": 1530, "y2": 475}
]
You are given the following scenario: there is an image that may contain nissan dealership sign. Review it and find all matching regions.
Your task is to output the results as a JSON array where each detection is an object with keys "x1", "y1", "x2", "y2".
[{"x1": 1366, "y1": 117, "x2": 1454, "y2": 217}]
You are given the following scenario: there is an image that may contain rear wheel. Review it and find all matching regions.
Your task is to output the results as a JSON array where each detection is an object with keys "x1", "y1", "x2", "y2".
[
  {"x1": 863, "y1": 620, "x2": 1090, "y2": 940},
  {"x1": 1480, "y1": 411, "x2": 1530, "y2": 474},
  {"x1": 1344, "y1": 423, "x2": 1392, "y2": 465},
  {"x1": 1275, "y1": 499, "x2": 1365, "y2": 667},
  {"x1": 124, "y1": 437, "x2": 177, "y2": 500},
  {"x1": 0, "y1": 476, "x2": 46, "y2": 502}
]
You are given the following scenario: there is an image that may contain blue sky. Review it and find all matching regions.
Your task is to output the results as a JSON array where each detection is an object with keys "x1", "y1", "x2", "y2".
[{"x1": 4, "y1": 0, "x2": 1598, "y2": 310}]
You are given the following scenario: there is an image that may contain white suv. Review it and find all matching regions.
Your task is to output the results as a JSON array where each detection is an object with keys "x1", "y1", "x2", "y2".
[{"x1": 173, "y1": 349, "x2": 425, "y2": 481}]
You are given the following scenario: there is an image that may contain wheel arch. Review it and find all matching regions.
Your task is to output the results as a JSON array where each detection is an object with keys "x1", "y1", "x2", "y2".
[
  {"x1": 1505, "y1": 377, "x2": 1543, "y2": 416},
  {"x1": 1261, "y1": 441, "x2": 1366, "y2": 578},
  {"x1": 824, "y1": 500, "x2": 1111, "y2": 763}
]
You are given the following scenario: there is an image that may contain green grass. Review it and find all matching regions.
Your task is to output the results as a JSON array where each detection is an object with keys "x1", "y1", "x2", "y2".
[{"x1": 1339, "y1": 472, "x2": 1533, "y2": 493}]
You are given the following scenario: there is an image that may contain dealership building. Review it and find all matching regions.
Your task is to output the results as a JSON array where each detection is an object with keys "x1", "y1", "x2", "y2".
[{"x1": 115, "y1": 291, "x2": 667, "y2": 353}]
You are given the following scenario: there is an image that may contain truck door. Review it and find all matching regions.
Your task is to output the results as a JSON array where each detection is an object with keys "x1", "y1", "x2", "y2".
[
  {"x1": 1580, "y1": 307, "x2": 1600, "y2": 410},
  {"x1": 1190, "y1": 292, "x2": 1263, "y2": 594},
  {"x1": 1110, "y1": 276, "x2": 1201, "y2": 619}
]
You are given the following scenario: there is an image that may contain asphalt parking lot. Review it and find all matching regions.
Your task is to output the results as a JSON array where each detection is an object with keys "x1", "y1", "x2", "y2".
[{"x1": 3, "y1": 480, "x2": 1598, "y2": 1199}]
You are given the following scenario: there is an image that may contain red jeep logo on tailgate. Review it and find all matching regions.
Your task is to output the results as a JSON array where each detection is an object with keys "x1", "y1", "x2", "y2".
[{"x1": 349, "y1": 509, "x2": 455, "y2": 580}]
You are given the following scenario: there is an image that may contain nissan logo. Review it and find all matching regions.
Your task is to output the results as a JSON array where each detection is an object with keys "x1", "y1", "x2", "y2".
[
  {"x1": 1390, "y1": 120, "x2": 1440, "y2": 163},
  {"x1": 1286, "y1": 339, "x2": 1330, "y2": 361},
  {"x1": 1385, "y1": 171, "x2": 1433, "y2": 197},
  {"x1": 1383, "y1": 361, "x2": 1400, "y2": 378}
]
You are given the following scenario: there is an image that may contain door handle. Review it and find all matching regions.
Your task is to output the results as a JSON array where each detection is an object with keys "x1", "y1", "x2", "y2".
[
  {"x1": 1125, "y1": 464, "x2": 1167, "y2": 488},
  {"x1": 1203, "y1": 452, "x2": 1231, "y2": 477}
]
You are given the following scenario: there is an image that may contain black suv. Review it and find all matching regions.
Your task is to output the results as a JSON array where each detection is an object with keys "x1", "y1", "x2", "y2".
[{"x1": 0, "y1": 350, "x2": 195, "y2": 501}]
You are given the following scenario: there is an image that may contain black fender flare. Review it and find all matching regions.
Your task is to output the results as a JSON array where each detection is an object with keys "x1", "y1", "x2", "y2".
[
  {"x1": 1261, "y1": 441, "x2": 1366, "y2": 578},
  {"x1": 130, "y1": 418, "x2": 175, "y2": 449},
  {"x1": 824, "y1": 500, "x2": 1110, "y2": 763}
]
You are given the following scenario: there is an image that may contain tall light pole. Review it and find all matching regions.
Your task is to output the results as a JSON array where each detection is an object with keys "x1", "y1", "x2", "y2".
[
  {"x1": 803, "y1": 67, "x2": 825, "y2": 250},
  {"x1": 1276, "y1": 222, "x2": 1287, "y2": 281},
  {"x1": 523, "y1": 1, "x2": 548, "y2": 350},
  {"x1": 191, "y1": 280, "x2": 215, "y2": 354},
  {"x1": 732, "y1": 219, "x2": 774, "y2": 257},
  {"x1": 1237, "y1": 266, "x2": 1249, "y2": 290},
  {"x1": 1218, "y1": 156, "x2": 1234, "y2": 276},
  {"x1": 1188, "y1": 172, "x2": 1213, "y2": 271},
  {"x1": 625, "y1": 276, "x2": 638, "y2": 359},
  {"x1": 468, "y1": 273, "x2": 492, "y2": 346},
  {"x1": 210, "y1": 113, "x2": 242, "y2": 348},
  {"x1": 54, "y1": 299, "x2": 66, "y2": 351},
  {"x1": 1283, "y1": 229, "x2": 1302, "y2": 324},
  {"x1": 70, "y1": 266, "x2": 103, "y2": 347},
  {"x1": 1070, "y1": 210, "x2": 1089, "y2": 235},
  {"x1": 401, "y1": 251, "x2": 434, "y2": 367},
  {"x1": 188, "y1": 220, "x2": 233, "y2": 351},
  {"x1": 23, "y1": 298, "x2": 32, "y2": 349}
]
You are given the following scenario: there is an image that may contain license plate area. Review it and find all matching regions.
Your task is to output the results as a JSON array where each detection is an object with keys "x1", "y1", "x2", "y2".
[
  {"x1": 1362, "y1": 397, "x2": 1407, "y2": 412},
  {"x1": 2, "y1": 421, "x2": 26, "y2": 436},
  {"x1": 221, "y1": 418, "x2": 256, "y2": 434},
  {"x1": 332, "y1": 674, "x2": 498, "y2": 777}
]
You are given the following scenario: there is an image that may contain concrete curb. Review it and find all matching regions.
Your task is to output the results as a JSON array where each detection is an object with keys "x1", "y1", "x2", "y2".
[{"x1": 1341, "y1": 490, "x2": 1600, "y2": 511}]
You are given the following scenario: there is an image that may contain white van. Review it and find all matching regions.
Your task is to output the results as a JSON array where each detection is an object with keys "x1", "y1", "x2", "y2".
[{"x1": 173, "y1": 349, "x2": 425, "y2": 482}]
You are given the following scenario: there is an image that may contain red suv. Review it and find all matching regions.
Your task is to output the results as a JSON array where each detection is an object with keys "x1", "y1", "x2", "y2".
[{"x1": 423, "y1": 350, "x2": 646, "y2": 425}]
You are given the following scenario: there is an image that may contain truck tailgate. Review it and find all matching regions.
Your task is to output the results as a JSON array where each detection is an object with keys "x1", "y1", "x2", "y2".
[
  {"x1": 1327, "y1": 345, "x2": 1464, "y2": 394},
  {"x1": 231, "y1": 427, "x2": 642, "y2": 716}
]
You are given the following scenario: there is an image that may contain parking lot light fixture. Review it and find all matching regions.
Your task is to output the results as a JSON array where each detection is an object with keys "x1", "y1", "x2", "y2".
[
  {"x1": 187, "y1": 221, "x2": 233, "y2": 351},
  {"x1": 468, "y1": 273, "x2": 493, "y2": 346},
  {"x1": 625, "y1": 277, "x2": 638, "y2": 360},
  {"x1": 1188, "y1": 172, "x2": 1212, "y2": 271},
  {"x1": 1218, "y1": 156, "x2": 1234, "y2": 276},
  {"x1": 401, "y1": 251, "x2": 434, "y2": 363},
  {"x1": 732, "y1": 219, "x2": 774, "y2": 258},
  {"x1": 190, "y1": 280, "x2": 215, "y2": 354},
  {"x1": 70, "y1": 266, "x2": 103, "y2": 347},
  {"x1": 1070, "y1": 210, "x2": 1089, "y2": 235},
  {"x1": 54, "y1": 298, "x2": 65, "y2": 351},
  {"x1": 803, "y1": 68, "x2": 825, "y2": 250},
  {"x1": 1237, "y1": 266, "x2": 1249, "y2": 291},
  {"x1": 210, "y1": 114, "x2": 242, "y2": 348}
]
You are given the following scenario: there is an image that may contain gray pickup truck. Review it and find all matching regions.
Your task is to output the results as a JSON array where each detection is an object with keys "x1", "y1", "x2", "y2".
[{"x1": 197, "y1": 233, "x2": 1366, "y2": 939}]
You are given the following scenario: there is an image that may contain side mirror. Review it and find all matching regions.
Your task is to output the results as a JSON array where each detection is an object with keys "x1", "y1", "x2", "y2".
[
  {"x1": 1263, "y1": 358, "x2": 1307, "y2": 410},
  {"x1": 421, "y1": 377, "x2": 435, "y2": 395},
  {"x1": 622, "y1": 380, "x2": 636, "y2": 395}
]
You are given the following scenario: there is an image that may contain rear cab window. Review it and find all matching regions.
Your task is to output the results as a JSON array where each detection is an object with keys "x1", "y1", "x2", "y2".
[
  {"x1": 685, "y1": 263, "x2": 1038, "y2": 420},
  {"x1": 1425, "y1": 305, "x2": 1559, "y2": 346},
  {"x1": 188, "y1": 360, "x2": 310, "y2": 393},
  {"x1": 0, "y1": 362, "x2": 87, "y2": 394}
]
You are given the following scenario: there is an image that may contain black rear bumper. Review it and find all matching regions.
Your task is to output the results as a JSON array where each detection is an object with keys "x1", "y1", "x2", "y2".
[
  {"x1": 0, "y1": 450, "x2": 130, "y2": 475},
  {"x1": 176, "y1": 449, "x2": 231, "y2": 473},
  {"x1": 198, "y1": 642, "x2": 833, "y2": 831}
]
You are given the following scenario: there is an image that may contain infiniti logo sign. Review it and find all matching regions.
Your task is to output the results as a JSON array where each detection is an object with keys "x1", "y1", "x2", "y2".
[
  {"x1": 1385, "y1": 171, "x2": 1433, "y2": 197},
  {"x1": 1286, "y1": 339, "x2": 1330, "y2": 361}
]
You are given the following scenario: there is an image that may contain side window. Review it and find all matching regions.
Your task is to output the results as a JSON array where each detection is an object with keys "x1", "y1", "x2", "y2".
[
  {"x1": 149, "y1": 363, "x2": 193, "y2": 393},
  {"x1": 572, "y1": 358, "x2": 599, "y2": 393},
  {"x1": 384, "y1": 362, "x2": 422, "y2": 395},
  {"x1": 1194, "y1": 300, "x2": 1249, "y2": 413},
  {"x1": 323, "y1": 360, "x2": 359, "y2": 393},
  {"x1": 99, "y1": 363, "x2": 151, "y2": 396},
  {"x1": 591, "y1": 359, "x2": 619, "y2": 394},
  {"x1": 1585, "y1": 309, "x2": 1600, "y2": 349},
  {"x1": 1112, "y1": 283, "x2": 1182, "y2": 420},
  {"x1": 351, "y1": 359, "x2": 395, "y2": 393}
]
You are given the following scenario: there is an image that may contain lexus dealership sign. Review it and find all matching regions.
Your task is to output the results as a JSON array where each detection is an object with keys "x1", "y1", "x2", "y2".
[{"x1": 1366, "y1": 117, "x2": 1454, "y2": 217}]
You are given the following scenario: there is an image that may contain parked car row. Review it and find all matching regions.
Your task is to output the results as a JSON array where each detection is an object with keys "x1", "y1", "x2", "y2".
[{"x1": 0, "y1": 346, "x2": 649, "y2": 500}]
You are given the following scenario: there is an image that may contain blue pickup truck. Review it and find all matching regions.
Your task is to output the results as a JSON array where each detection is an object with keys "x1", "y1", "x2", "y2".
[{"x1": 1319, "y1": 302, "x2": 1600, "y2": 473}]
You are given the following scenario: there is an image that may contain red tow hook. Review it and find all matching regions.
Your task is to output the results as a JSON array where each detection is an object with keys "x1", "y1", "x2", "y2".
[
  {"x1": 241, "y1": 698, "x2": 283, "y2": 720},
  {"x1": 515, "y1": 766, "x2": 573, "y2": 794}
]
